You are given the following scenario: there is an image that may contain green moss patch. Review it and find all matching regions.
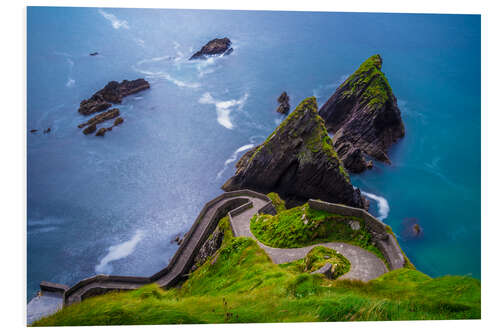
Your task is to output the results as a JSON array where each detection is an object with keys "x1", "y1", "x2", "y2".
[{"x1": 250, "y1": 202, "x2": 385, "y2": 263}]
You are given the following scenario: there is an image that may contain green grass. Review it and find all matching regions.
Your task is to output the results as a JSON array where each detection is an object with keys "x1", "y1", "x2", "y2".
[
  {"x1": 33, "y1": 221, "x2": 480, "y2": 325},
  {"x1": 340, "y1": 54, "x2": 393, "y2": 110},
  {"x1": 280, "y1": 246, "x2": 351, "y2": 279},
  {"x1": 250, "y1": 201, "x2": 386, "y2": 264}
]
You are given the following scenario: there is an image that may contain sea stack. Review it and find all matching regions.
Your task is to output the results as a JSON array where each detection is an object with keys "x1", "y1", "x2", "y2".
[
  {"x1": 78, "y1": 79, "x2": 150, "y2": 115},
  {"x1": 222, "y1": 97, "x2": 366, "y2": 208},
  {"x1": 189, "y1": 37, "x2": 233, "y2": 60},
  {"x1": 318, "y1": 55, "x2": 405, "y2": 173},
  {"x1": 276, "y1": 92, "x2": 290, "y2": 114}
]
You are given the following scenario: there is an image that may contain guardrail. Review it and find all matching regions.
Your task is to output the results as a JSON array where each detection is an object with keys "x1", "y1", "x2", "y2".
[{"x1": 61, "y1": 189, "x2": 272, "y2": 305}]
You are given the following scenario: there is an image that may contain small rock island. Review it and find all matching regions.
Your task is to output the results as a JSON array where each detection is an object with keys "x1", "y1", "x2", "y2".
[
  {"x1": 319, "y1": 55, "x2": 405, "y2": 173},
  {"x1": 276, "y1": 91, "x2": 290, "y2": 114},
  {"x1": 189, "y1": 37, "x2": 233, "y2": 60}
]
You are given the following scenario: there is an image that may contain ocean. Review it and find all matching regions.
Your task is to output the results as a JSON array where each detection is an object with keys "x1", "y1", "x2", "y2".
[{"x1": 27, "y1": 7, "x2": 481, "y2": 301}]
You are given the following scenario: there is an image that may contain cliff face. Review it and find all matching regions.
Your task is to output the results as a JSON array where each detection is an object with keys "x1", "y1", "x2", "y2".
[
  {"x1": 318, "y1": 55, "x2": 405, "y2": 173},
  {"x1": 222, "y1": 97, "x2": 365, "y2": 208}
]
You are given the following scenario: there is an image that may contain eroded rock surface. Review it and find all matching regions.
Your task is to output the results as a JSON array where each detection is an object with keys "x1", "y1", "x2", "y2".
[
  {"x1": 318, "y1": 55, "x2": 405, "y2": 173},
  {"x1": 78, "y1": 79, "x2": 150, "y2": 115},
  {"x1": 276, "y1": 91, "x2": 290, "y2": 114},
  {"x1": 78, "y1": 108, "x2": 120, "y2": 130},
  {"x1": 222, "y1": 97, "x2": 365, "y2": 208},
  {"x1": 189, "y1": 37, "x2": 233, "y2": 60}
]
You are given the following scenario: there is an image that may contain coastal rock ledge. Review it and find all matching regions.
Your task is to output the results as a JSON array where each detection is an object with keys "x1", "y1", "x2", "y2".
[
  {"x1": 222, "y1": 97, "x2": 365, "y2": 209},
  {"x1": 189, "y1": 37, "x2": 233, "y2": 60},
  {"x1": 78, "y1": 79, "x2": 150, "y2": 116},
  {"x1": 319, "y1": 55, "x2": 405, "y2": 173}
]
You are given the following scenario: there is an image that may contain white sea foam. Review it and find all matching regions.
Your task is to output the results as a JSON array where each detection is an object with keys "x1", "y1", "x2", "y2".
[
  {"x1": 361, "y1": 191, "x2": 390, "y2": 220},
  {"x1": 66, "y1": 78, "x2": 75, "y2": 87},
  {"x1": 95, "y1": 230, "x2": 144, "y2": 274},
  {"x1": 98, "y1": 9, "x2": 130, "y2": 30},
  {"x1": 199, "y1": 92, "x2": 249, "y2": 129},
  {"x1": 137, "y1": 55, "x2": 173, "y2": 66},
  {"x1": 216, "y1": 144, "x2": 255, "y2": 179},
  {"x1": 134, "y1": 68, "x2": 200, "y2": 88}
]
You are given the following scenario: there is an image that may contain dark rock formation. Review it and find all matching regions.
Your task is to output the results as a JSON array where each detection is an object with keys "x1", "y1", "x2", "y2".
[
  {"x1": 82, "y1": 124, "x2": 97, "y2": 135},
  {"x1": 189, "y1": 37, "x2": 233, "y2": 60},
  {"x1": 89, "y1": 52, "x2": 98, "y2": 56},
  {"x1": 318, "y1": 55, "x2": 405, "y2": 173},
  {"x1": 78, "y1": 108, "x2": 120, "y2": 129},
  {"x1": 95, "y1": 128, "x2": 107, "y2": 137},
  {"x1": 30, "y1": 129, "x2": 38, "y2": 133},
  {"x1": 113, "y1": 117, "x2": 124, "y2": 126},
  {"x1": 222, "y1": 97, "x2": 365, "y2": 209},
  {"x1": 78, "y1": 79, "x2": 150, "y2": 115},
  {"x1": 276, "y1": 92, "x2": 290, "y2": 114}
]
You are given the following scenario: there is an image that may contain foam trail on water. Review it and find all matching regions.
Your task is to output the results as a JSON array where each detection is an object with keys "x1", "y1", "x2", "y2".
[
  {"x1": 216, "y1": 144, "x2": 255, "y2": 179},
  {"x1": 95, "y1": 230, "x2": 144, "y2": 274},
  {"x1": 134, "y1": 68, "x2": 200, "y2": 88},
  {"x1": 199, "y1": 92, "x2": 249, "y2": 129},
  {"x1": 98, "y1": 9, "x2": 129, "y2": 30},
  {"x1": 361, "y1": 191, "x2": 390, "y2": 220}
]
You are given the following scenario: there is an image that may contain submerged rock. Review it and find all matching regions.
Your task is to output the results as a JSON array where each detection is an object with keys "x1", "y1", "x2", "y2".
[
  {"x1": 43, "y1": 128, "x2": 51, "y2": 134},
  {"x1": 113, "y1": 117, "x2": 124, "y2": 126},
  {"x1": 78, "y1": 108, "x2": 120, "y2": 129},
  {"x1": 222, "y1": 97, "x2": 365, "y2": 209},
  {"x1": 95, "y1": 128, "x2": 107, "y2": 137},
  {"x1": 319, "y1": 55, "x2": 405, "y2": 173},
  {"x1": 189, "y1": 37, "x2": 233, "y2": 60},
  {"x1": 89, "y1": 52, "x2": 98, "y2": 56},
  {"x1": 82, "y1": 123, "x2": 97, "y2": 135},
  {"x1": 30, "y1": 129, "x2": 38, "y2": 133},
  {"x1": 78, "y1": 79, "x2": 150, "y2": 115},
  {"x1": 276, "y1": 91, "x2": 290, "y2": 114}
]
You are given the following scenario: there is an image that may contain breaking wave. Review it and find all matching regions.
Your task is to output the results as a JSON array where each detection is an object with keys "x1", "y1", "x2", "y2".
[
  {"x1": 95, "y1": 230, "x2": 144, "y2": 274},
  {"x1": 199, "y1": 92, "x2": 249, "y2": 129},
  {"x1": 361, "y1": 191, "x2": 390, "y2": 220},
  {"x1": 98, "y1": 9, "x2": 130, "y2": 30},
  {"x1": 216, "y1": 144, "x2": 255, "y2": 179}
]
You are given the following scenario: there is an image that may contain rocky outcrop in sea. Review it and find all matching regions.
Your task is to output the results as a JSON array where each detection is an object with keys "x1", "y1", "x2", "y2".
[
  {"x1": 189, "y1": 37, "x2": 233, "y2": 60},
  {"x1": 78, "y1": 79, "x2": 150, "y2": 116},
  {"x1": 222, "y1": 97, "x2": 366, "y2": 208},
  {"x1": 318, "y1": 55, "x2": 405, "y2": 173},
  {"x1": 276, "y1": 91, "x2": 290, "y2": 114}
]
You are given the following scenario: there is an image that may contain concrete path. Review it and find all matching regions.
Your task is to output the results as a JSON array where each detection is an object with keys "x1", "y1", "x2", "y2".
[{"x1": 230, "y1": 198, "x2": 388, "y2": 281}]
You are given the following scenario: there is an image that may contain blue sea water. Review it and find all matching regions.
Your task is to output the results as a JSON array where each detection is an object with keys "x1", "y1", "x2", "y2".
[{"x1": 27, "y1": 7, "x2": 481, "y2": 301}]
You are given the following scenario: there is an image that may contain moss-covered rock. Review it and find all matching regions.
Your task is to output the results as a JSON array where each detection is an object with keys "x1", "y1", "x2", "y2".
[
  {"x1": 222, "y1": 97, "x2": 365, "y2": 208},
  {"x1": 319, "y1": 55, "x2": 405, "y2": 173}
]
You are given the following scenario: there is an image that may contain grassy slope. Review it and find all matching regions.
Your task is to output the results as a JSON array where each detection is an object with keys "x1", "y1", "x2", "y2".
[
  {"x1": 33, "y1": 217, "x2": 480, "y2": 326},
  {"x1": 250, "y1": 198, "x2": 387, "y2": 265}
]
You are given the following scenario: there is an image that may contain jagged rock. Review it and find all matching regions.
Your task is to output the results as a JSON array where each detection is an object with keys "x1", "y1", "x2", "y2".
[
  {"x1": 276, "y1": 91, "x2": 290, "y2": 114},
  {"x1": 82, "y1": 124, "x2": 97, "y2": 135},
  {"x1": 113, "y1": 117, "x2": 124, "y2": 126},
  {"x1": 319, "y1": 55, "x2": 405, "y2": 173},
  {"x1": 222, "y1": 97, "x2": 366, "y2": 209},
  {"x1": 78, "y1": 79, "x2": 150, "y2": 115},
  {"x1": 189, "y1": 37, "x2": 233, "y2": 60},
  {"x1": 95, "y1": 128, "x2": 107, "y2": 137},
  {"x1": 78, "y1": 108, "x2": 120, "y2": 129}
]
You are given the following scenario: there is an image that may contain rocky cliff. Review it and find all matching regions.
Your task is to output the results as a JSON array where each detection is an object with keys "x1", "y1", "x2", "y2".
[
  {"x1": 318, "y1": 55, "x2": 405, "y2": 173},
  {"x1": 222, "y1": 97, "x2": 365, "y2": 208}
]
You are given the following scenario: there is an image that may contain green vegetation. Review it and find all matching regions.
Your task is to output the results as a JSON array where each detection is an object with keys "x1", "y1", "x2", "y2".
[
  {"x1": 340, "y1": 54, "x2": 393, "y2": 109},
  {"x1": 248, "y1": 97, "x2": 349, "y2": 181},
  {"x1": 250, "y1": 201, "x2": 386, "y2": 264},
  {"x1": 280, "y1": 246, "x2": 351, "y2": 279},
  {"x1": 33, "y1": 218, "x2": 480, "y2": 325},
  {"x1": 267, "y1": 192, "x2": 286, "y2": 213}
]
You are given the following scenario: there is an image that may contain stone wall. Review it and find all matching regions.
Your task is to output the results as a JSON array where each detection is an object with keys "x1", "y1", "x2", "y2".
[{"x1": 308, "y1": 199, "x2": 405, "y2": 270}]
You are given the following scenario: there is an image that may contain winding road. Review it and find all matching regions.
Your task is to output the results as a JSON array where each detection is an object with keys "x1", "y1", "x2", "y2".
[
  {"x1": 28, "y1": 190, "x2": 388, "y2": 323},
  {"x1": 230, "y1": 196, "x2": 388, "y2": 281}
]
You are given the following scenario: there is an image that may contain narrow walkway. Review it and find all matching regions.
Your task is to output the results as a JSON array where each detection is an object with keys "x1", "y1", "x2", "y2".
[{"x1": 230, "y1": 199, "x2": 388, "y2": 281}]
